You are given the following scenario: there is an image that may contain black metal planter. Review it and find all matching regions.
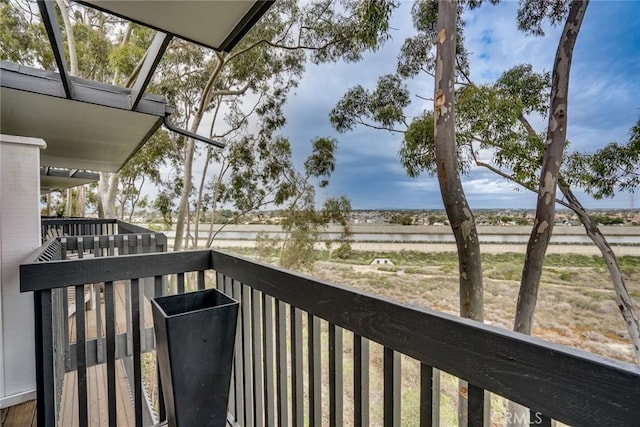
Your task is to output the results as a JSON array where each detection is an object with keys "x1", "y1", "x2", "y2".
[{"x1": 151, "y1": 288, "x2": 239, "y2": 427}]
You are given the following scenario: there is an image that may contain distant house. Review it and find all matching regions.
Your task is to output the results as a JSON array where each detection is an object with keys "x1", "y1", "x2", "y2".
[{"x1": 371, "y1": 258, "x2": 394, "y2": 266}]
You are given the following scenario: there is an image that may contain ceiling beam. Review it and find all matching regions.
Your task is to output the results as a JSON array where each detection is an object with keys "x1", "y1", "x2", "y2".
[
  {"x1": 130, "y1": 32, "x2": 173, "y2": 111},
  {"x1": 37, "y1": 0, "x2": 73, "y2": 99}
]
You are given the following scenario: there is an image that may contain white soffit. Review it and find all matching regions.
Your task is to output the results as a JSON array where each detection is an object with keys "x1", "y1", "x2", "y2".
[
  {"x1": 40, "y1": 168, "x2": 100, "y2": 193},
  {"x1": 77, "y1": 0, "x2": 273, "y2": 51},
  {"x1": 0, "y1": 62, "x2": 167, "y2": 172}
]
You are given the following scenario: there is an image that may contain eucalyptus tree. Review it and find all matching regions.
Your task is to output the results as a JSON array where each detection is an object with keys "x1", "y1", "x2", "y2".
[
  {"x1": 117, "y1": 129, "x2": 172, "y2": 221},
  {"x1": 165, "y1": 0, "x2": 398, "y2": 251},
  {"x1": 322, "y1": 195, "x2": 354, "y2": 259},
  {"x1": 433, "y1": 0, "x2": 483, "y2": 322},
  {"x1": 331, "y1": 0, "x2": 640, "y2": 365},
  {"x1": 332, "y1": 0, "x2": 487, "y2": 323},
  {"x1": 514, "y1": 0, "x2": 590, "y2": 339},
  {"x1": 276, "y1": 137, "x2": 346, "y2": 269},
  {"x1": 2, "y1": 0, "x2": 395, "y2": 249}
]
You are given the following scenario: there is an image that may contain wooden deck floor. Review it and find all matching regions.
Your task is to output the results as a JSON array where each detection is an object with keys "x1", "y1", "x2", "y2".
[
  {"x1": 1, "y1": 400, "x2": 37, "y2": 427},
  {"x1": 59, "y1": 281, "x2": 155, "y2": 426},
  {"x1": 59, "y1": 361, "x2": 135, "y2": 426}
]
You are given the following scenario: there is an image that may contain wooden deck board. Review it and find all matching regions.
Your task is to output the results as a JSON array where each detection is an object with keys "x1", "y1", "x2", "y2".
[
  {"x1": 60, "y1": 281, "x2": 146, "y2": 426},
  {"x1": 58, "y1": 351, "x2": 136, "y2": 426},
  {"x1": 0, "y1": 399, "x2": 36, "y2": 427}
]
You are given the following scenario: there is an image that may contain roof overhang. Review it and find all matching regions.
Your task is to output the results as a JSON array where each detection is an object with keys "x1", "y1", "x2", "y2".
[
  {"x1": 0, "y1": 61, "x2": 168, "y2": 172},
  {"x1": 40, "y1": 167, "x2": 100, "y2": 192},
  {"x1": 0, "y1": 0, "x2": 273, "y2": 177},
  {"x1": 76, "y1": 0, "x2": 274, "y2": 52}
]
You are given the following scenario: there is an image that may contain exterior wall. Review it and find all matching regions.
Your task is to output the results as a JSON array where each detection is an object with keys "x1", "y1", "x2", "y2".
[{"x1": 0, "y1": 135, "x2": 46, "y2": 407}]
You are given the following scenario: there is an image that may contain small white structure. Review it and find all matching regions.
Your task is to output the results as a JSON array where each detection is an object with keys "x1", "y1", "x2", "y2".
[
  {"x1": 0, "y1": 134, "x2": 45, "y2": 407},
  {"x1": 371, "y1": 258, "x2": 394, "y2": 266}
]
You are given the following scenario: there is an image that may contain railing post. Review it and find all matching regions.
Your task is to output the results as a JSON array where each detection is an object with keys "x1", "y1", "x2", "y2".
[
  {"x1": 383, "y1": 347, "x2": 400, "y2": 427},
  {"x1": 104, "y1": 281, "x2": 117, "y2": 427},
  {"x1": 275, "y1": 300, "x2": 288, "y2": 427},
  {"x1": 34, "y1": 290, "x2": 56, "y2": 427},
  {"x1": 291, "y1": 307, "x2": 303, "y2": 427},
  {"x1": 308, "y1": 314, "x2": 321, "y2": 427},
  {"x1": 76, "y1": 284, "x2": 89, "y2": 426},
  {"x1": 154, "y1": 275, "x2": 166, "y2": 422},
  {"x1": 468, "y1": 384, "x2": 484, "y2": 427},
  {"x1": 354, "y1": 334, "x2": 370, "y2": 427},
  {"x1": 131, "y1": 278, "x2": 143, "y2": 427},
  {"x1": 262, "y1": 294, "x2": 276, "y2": 427},
  {"x1": 329, "y1": 324, "x2": 343, "y2": 427}
]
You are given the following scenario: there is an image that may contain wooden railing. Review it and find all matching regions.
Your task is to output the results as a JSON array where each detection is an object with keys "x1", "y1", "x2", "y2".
[
  {"x1": 21, "y1": 249, "x2": 640, "y2": 426},
  {"x1": 26, "y1": 219, "x2": 167, "y2": 426},
  {"x1": 40, "y1": 217, "x2": 161, "y2": 242}
]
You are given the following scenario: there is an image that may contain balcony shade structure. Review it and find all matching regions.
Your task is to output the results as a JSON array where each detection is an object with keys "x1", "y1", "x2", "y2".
[
  {"x1": 1, "y1": 61, "x2": 168, "y2": 172},
  {"x1": 77, "y1": 0, "x2": 274, "y2": 52},
  {"x1": 40, "y1": 167, "x2": 100, "y2": 193},
  {"x1": 0, "y1": 0, "x2": 274, "y2": 180}
]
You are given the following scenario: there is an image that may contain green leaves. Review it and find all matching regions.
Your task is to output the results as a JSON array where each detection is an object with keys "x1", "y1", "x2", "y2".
[
  {"x1": 517, "y1": 0, "x2": 570, "y2": 36},
  {"x1": 0, "y1": 1, "x2": 53, "y2": 69},
  {"x1": 330, "y1": 74, "x2": 410, "y2": 132},
  {"x1": 294, "y1": 0, "x2": 398, "y2": 64},
  {"x1": 496, "y1": 64, "x2": 550, "y2": 115},
  {"x1": 354, "y1": 0, "x2": 398, "y2": 50},
  {"x1": 321, "y1": 195, "x2": 352, "y2": 226},
  {"x1": 397, "y1": 0, "x2": 470, "y2": 81},
  {"x1": 304, "y1": 137, "x2": 337, "y2": 187},
  {"x1": 370, "y1": 75, "x2": 411, "y2": 127},
  {"x1": 397, "y1": 33, "x2": 435, "y2": 78},
  {"x1": 329, "y1": 85, "x2": 370, "y2": 132},
  {"x1": 331, "y1": 59, "x2": 550, "y2": 186},
  {"x1": 564, "y1": 118, "x2": 640, "y2": 199},
  {"x1": 400, "y1": 112, "x2": 436, "y2": 177}
]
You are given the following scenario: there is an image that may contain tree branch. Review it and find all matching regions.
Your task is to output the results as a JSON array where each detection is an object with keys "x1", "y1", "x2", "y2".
[
  {"x1": 228, "y1": 35, "x2": 352, "y2": 62},
  {"x1": 415, "y1": 94, "x2": 434, "y2": 102},
  {"x1": 208, "y1": 81, "x2": 252, "y2": 98},
  {"x1": 517, "y1": 113, "x2": 538, "y2": 138},
  {"x1": 470, "y1": 147, "x2": 572, "y2": 209},
  {"x1": 356, "y1": 119, "x2": 406, "y2": 134}
]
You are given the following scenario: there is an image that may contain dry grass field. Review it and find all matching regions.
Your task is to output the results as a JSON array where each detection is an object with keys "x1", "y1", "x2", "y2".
[{"x1": 301, "y1": 251, "x2": 640, "y2": 363}]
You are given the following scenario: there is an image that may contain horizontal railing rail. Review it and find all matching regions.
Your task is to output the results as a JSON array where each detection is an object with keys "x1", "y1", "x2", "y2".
[
  {"x1": 41, "y1": 218, "x2": 117, "y2": 240},
  {"x1": 115, "y1": 220, "x2": 163, "y2": 235},
  {"x1": 41, "y1": 217, "x2": 162, "y2": 241},
  {"x1": 21, "y1": 249, "x2": 640, "y2": 426}
]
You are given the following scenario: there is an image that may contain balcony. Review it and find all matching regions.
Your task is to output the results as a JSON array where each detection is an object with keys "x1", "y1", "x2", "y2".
[{"x1": 14, "y1": 218, "x2": 640, "y2": 426}]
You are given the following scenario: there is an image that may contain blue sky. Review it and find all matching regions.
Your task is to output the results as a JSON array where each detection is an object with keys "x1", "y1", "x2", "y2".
[{"x1": 280, "y1": 0, "x2": 640, "y2": 210}]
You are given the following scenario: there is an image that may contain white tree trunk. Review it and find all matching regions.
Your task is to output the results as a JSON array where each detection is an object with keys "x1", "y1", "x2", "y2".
[
  {"x1": 98, "y1": 172, "x2": 119, "y2": 218},
  {"x1": 55, "y1": 0, "x2": 78, "y2": 76},
  {"x1": 510, "y1": 3, "x2": 589, "y2": 426},
  {"x1": 65, "y1": 188, "x2": 73, "y2": 216},
  {"x1": 173, "y1": 140, "x2": 194, "y2": 251}
]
